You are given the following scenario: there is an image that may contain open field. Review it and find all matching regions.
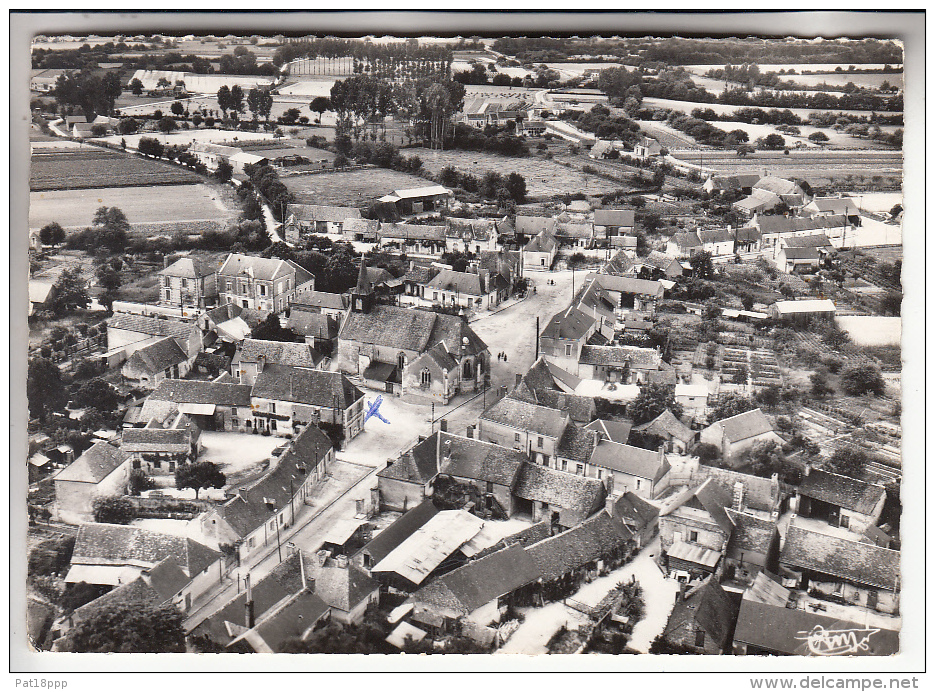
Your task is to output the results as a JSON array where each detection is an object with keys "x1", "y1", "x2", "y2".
[
  {"x1": 29, "y1": 183, "x2": 237, "y2": 230},
  {"x1": 30, "y1": 146, "x2": 200, "y2": 191},
  {"x1": 642, "y1": 96, "x2": 900, "y2": 120},
  {"x1": 682, "y1": 63, "x2": 900, "y2": 75},
  {"x1": 408, "y1": 148, "x2": 623, "y2": 198},
  {"x1": 670, "y1": 149, "x2": 902, "y2": 178},
  {"x1": 283, "y1": 167, "x2": 435, "y2": 206}
]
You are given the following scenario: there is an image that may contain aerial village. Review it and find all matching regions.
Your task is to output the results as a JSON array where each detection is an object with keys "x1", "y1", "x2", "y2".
[{"x1": 25, "y1": 32, "x2": 904, "y2": 656}]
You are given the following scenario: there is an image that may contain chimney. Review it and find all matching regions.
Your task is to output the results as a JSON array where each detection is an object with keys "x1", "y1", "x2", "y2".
[
  {"x1": 803, "y1": 461, "x2": 812, "y2": 477},
  {"x1": 299, "y1": 549, "x2": 306, "y2": 587},
  {"x1": 440, "y1": 418, "x2": 448, "y2": 433},
  {"x1": 163, "y1": 255, "x2": 170, "y2": 269},
  {"x1": 732, "y1": 481, "x2": 745, "y2": 512},
  {"x1": 335, "y1": 554, "x2": 348, "y2": 568},
  {"x1": 317, "y1": 549, "x2": 329, "y2": 566},
  {"x1": 466, "y1": 425, "x2": 474, "y2": 439},
  {"x1": 245, "y1": 573, "x2": 255, "y2": 628},
  {"x1": 256, "y1": 354, "x2": 266, "y2": 374},
  {"x1": 515, "y1": 373, "x2": 523, "y2": 387}
]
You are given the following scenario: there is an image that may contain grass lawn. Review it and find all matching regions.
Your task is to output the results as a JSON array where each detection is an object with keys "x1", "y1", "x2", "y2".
[
  {"x1": 29, "y1": 183, "x2": 237, "y2": 231},
  {"x1": 283, "y1": 167, "x2": 436, "y2": 206},
  {"x1": 409, "y1": 147, "x2": 623, "y2": 199}
]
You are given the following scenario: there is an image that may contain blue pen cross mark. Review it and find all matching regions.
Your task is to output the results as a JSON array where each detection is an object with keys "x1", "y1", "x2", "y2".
[{"x1": 364, "y1": 395, "x2": 391, "y2": 425}]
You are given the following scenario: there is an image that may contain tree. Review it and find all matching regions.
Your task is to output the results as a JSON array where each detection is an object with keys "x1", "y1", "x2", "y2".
[
  {"x1": 39, "y1": 221, "x2": 66, "y2": 248},
  {"x1": 505, "y1": 172, "x2": 527, "y2": 204},
  {"x1": 732, "y1": 364, "x2": 749, "y2": 384},
  {"x1": 129, "y1": 78, "x2": 144, "y2": 96},
  {"x1": 175, "y1": 461, "x2": 226, "y2": 499},
  {"x1": 248, "y1": 87, "x2": 273, "y2": 121},
  {"x1": 627, "y1": 382, "x2": 683, "y2": 425},
  {"x1": 251, "y1": 313, "x2": 299, "y2": 342},
  {"x1": 710, "y1": 393, "x2": 757, "y2": 422},
  {"x1": 61, "y1": 602, "x2": 186, "y2": 653},
  {"x1": 693, "y1": 442, "x2": 720, "y2": 463},
  {"x1": 689, "y1": 251, "x2": 714, "y2": 279},
  {"x1": 229, "y1": 84, "x2": 245, "y2": 114},
  {"x1": 28, "y1": 358, "x2": 68, "y2": 419},
  {"x1": 310, "y1": 96, "x2": 331, "y2": 123},
  {"x1": 758, "y1": 133, "x2": 786, "y2": 149},
  {"x1": 91, "y1": 206, "x2": 130, "y2": 252},
  {"x1": 49, "y1": 266, "x2": 90, "y2": 315},
  {"x1": 742, "y1": 439, "x2": 800, "y2": 483},
  {"x1": 808, "y1": 131, "x2": 829, "y2": 144},
  {"x1": 170, "y1": 100, "x2": 184, "y2": 117},
  {"x1": 28, "y1": 535, "x2": 75, "y2": 577},
  {"x1": 157, "y1": 116, "x2": 177, "y2": 134},
  {"x1": 215, "y1": 159, "x2": 233, "y2": 182},
  {"x1": 216, "y1": 85, "x2": 231, "y2": 117},
  {"x1": 825, "y1": 446, "x2": 868, "y2": 478},
  {"x1": 881, "y1": 291, "x2": 902, "y2": 316},
  {"x1": 128, "y1": 468, "x2": 156, "y2": 496},
  {"x1": 72, "y1": 378, "x2": 120, "y2": 412},
  {"x1": 91, "y1": 496, "x2": 136, "y2": 525},
  {"x1": 839, "y1": 363, "x2": 886, "y2": 397}
]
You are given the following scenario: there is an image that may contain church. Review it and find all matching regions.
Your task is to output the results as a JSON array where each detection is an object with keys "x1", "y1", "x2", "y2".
[{"x1": 336, "y1": 261, "x2": 490, "y2": 404}]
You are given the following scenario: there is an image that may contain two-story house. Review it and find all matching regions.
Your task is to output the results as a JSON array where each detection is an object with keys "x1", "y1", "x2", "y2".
[
  {"x1": 699, "y1": 408, "x2": 782, "y2": 465},
  {"x1": 445, "y1": 218, "x2": 499, "y2": 255},
  {"x1": 478, "y1": 397, "x2": 570, "y2": 468},
  {"x1": 659, "y1": 478, "x2": 734, "y2": 577},
  {"x1": 158, "y1": 257, "x2": 218, "y2": 310},
  {"x1": 538, "y1": 306, "x2": 602, "y2": 374},
  {"x1": 217, "y1": 254, "x2": 315, "y2": 314},
  {"x1": 231, "y1": 338, "x2": 323, "y2": 386}
]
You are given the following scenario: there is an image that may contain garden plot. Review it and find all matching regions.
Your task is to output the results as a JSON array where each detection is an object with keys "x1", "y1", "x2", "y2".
[
  {"x1": 92, "y1": 128, "x2": 279, "y2": 149},
  {"x1": 283, "y1": 167, "x2": 436, "y2": 206},
  {"x1": 29, "y1": 183, "x2": 236, "y2": 231},
  {"x1": 30, "y1": 146, "x2": 200, "y2": 191},
  {"x1": 409, "y1": 148, "x2": 622, "y2": 199},
  {"x1": 717, "y1": 346, "x2": 783, "y2": 388}
]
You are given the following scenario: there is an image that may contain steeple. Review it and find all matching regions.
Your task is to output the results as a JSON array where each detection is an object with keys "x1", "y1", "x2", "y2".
[{"x1": 351, "y1": 258, "x2": 375, "y2": 314}]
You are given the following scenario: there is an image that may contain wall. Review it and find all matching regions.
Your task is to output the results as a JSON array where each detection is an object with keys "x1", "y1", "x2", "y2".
[
  {"x1": 54, "y1": 463, "x2": 130, "y2": 524},
  {"x1": 664, "y1": 606, "x2": 725, "y2": 654},
  {"x1": 479, "y1": 419, "x2": 557, "y2": 466},
  {"x1": 175, "y1": 555, "x2": 224, "y2": 611},
  {"x1": 659, "y1": 510, "x2": 726, "y2": 553},
  {"x1": 378, "y1": 475, "x2": 428, "y2": 513}
]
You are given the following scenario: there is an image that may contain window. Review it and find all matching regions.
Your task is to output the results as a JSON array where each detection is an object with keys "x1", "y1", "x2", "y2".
[
  {"x1": 514, "y1": 432, "x2": 521, "y2": 443},
  {"x1": 565, "y1": 344, "x2": 573, "y2": 356},
  {"x1": 839, "y1": 515, "x2": 850, "y2": 529},
  {"x1": 132, "y1": 459, "x2": 141, "y2": 469},
  {"x1": 226, "y1": 281, "x2": 233, "y2": 292},
  {"x1": 271, "y1": 420, "x2": 277, "y2": 431},
  {"x1": 270, "y1": 520, "x2": 276, "y2": 531},
  {"x1": 576, "y1": 464, "x2": 584, "y2": 475},
  {"x1": 153, "y1": 460, "x2": 162, "y2": 469},
  {"x1": 421, "y1": 369, "x2": 432, "y2": 386},
  {"x1": 538, "y1": 436, "x2": 544, "y2": 448},
  {"x1": 259, "y1": 284, "x2": 267, "y2": 296},
  {"x1": 561, "y1": 459, "x2": 567, "y2": 471},
  {"x1": 168, "y1": 462, "x2": 176, "y2": 472},
  {"x1": 181, "y1": 279, "x2": 188, "y2": 289},
  {"x1": 231, "y1": 407, "x2": 238, "y2": 417},
  {"x1": 270, "y1": 403, "x2": 276, "y2": 414},
  {"x1": 597, "y1": 469, "x2": 603, "y2": 480},
  {"x1": 689, "y1": 530, "x2": 699, "y2": 543},
  {"x1": 636, "y1": 479, "x2": 642, "y2": 489},
  {"x1": 164, "y1": 290, "x2": 171, "y2": 301},
  {"x1": 433, "y1": 291, "x2": 438, "y2": 301},
  {"x1": 163, "y1": 277, "x2": 170, "y2": 287},
  {"x1": 463, "y1": 360, "x2": 473, "y2": 379},
  {"x1": 694, "y1": 629, "x2": 705, "y2": 648}
]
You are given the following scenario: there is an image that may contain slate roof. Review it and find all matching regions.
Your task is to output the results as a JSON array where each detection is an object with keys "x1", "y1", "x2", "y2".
[
  {"x1": 780, "y1": 247, "x2": 822, "y2": 260},
  {"x1": 426, "y1": 269, "x2": 487, "y2": 296},
  {"x1": 556, "y1": 222, "x2": 593, "y2": 239},
  {"x1": 524, "y1": 511, "x2": 632, "y2": 582},
  {"x1": 588, "y1": 441, "x2": 669, "y2": 482},
  {"x1": 397, "y1": 265, "x2": 439, "y2": 286},
  {"x1": 734, "y1": 191, "x2": 781, "y2": 212},
  {"x1": 781, "y1": 234, "x2": 832, "y2": 248},
  {"x1": 288, "y1": 204, "x2": 361, "y2": 224},
  {"x1": 53, "y1": 442, "x2": 129, "y2": 484},
  {"x1": 339, "y1": 305, "x2": 487, "y2": 356},
  {"x1": 378, "y1": 434, "x2": 442, "y2": 485},
  {"x1": 589, "y1": 273, "x2": 666, "y2": 298},
  {"x1": 733, "y1": 599, "x2": 899, "y2": 655},
  {"x1": 557, "y1": 425, "x2": 599, "y2": 464},
  {"x1": 410, "y1": 544, "x2": 540, "y2": 616},
  {"x1": 380, "y1": 223, "x2": 447, "y2": 242},
  {"x1": 447, "y1": 217, "x2": 495, "y2": 241},
  {"x1": 545, "y1": 360, "x2": 583, "y2": 391},
  {"x1": 594, "y1": 209, "x2": 635, "y2": 227},
  {"x1": 471, "y1": 521, "x2": 553, "y2": 560},
  {"x1": 529, "y1": 389, "x2": 596, "y2": 424},
  {"x1": 107, "y1": 313, "x2": 196, "y2": 341},
  {"x1": 573, "y1": 279, "x2": 616, "y2": 320},
  {"x1": 233, "y1": 339, "x2": 320, "y2": 370},
  {"x1": 217, "y1": 425, "x2": 333, "y2": 537},
  {"x1": 285, "y1": 309, "x2": 339, "y2": 341},
  {"x1": 711, "y1": 408, "x2": 774, "y2": 443},
  {"x1": 344, "y1": 218, "x2": 380, "y2": 237},
  {"x1": 525, "y1": 232, "x2": 558, "y2": 254},
  {"x1": 356, "y1": 500, "x2": 442, "y2": 566},
  {"x1": 290, "y1": 291, "x2": 348, "y2": 312},
  {"x1": 733, "y1": 226, "x2": 762, "y2": 243},
  {"x1": 754, "y1": 214, "x2": 848, "y2": 235},
  {"x1": 515, "y1": 216, "x2": 557, "y2": 237},
  {"x1": 797, "y1": 469, "x2": 886, "y2": 516},
  {"x1": 579, "y1": 344, "x2": 661, "y2": 368},
  {"x1": 438, "y1": 432, "x2": 527, "y2": 487},
  {"x1": 670, "y1": 232, "x2": 703, "y2": 250},
  {"x1": 664, "y1": 478, "x2": 735, "y2": 535},
  {"x1": 521, "y1": 357, "x2": 560, "y2": 392},
  {"x1": 584, "y1": 419, "x2": 633, "y2": 445},
  {"x1": 305, "y1": 556, "x2": 380, "y2": 613},
  {"x1": 513, "y1": 463, "x2": 605, "y2": 514},
  {"x1": 159, "y1": 256, "x2": 217, "y2": 279},
  {"x1": 753, "y1": 176, "x2": 803, "y2": 196},
  {"x1": 665, "y1": 577, "x2": 740, "y2": 651},
  {"x1": 632, "y1": 409, "x2": 695, "y2": 444},
  {"x1": 218, "y1": 253, "x2": 308, "y2": 283},
  {"x1": 246, "y1": 591, "x2": 331, "y2": 653},
  {"x1": 782, "y1": 523, "x2": 896, "y2": 590},
  {"x1": 697, "y1": 228, "x2": 735, "y2": 245},
  {"x1": 611, "y1": 491, "x2": 659, "y2": 531},
  {"x1": 725, "y1": 509, "x2": 778, "y2": 557},
  {"x1": 121, "y1": 427, "x2": 191, "y2": 454},
  {"x1": 146, "y1": 379, "x2": 252, "y2": 407},
  {"x1": 805, "y1": 197, "x2": 859, "y2": 216},
  {"x1": 541, "y1": 306, "x2": 596, "y2": 341},
  {"x1": 71, "y1": 523, "x2": 219, "y2": 577},
  {"x1": 123, "y1": 337, "x2": 189, "y2": 376},
  {"x1": 480, "y1": 397, "x2": 568, "y2": 439}
]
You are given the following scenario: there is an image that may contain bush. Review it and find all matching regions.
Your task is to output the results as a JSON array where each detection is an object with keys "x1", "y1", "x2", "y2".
[
  {"x1": 839, "y1": 363, "x2": 886, "y2": 397},
  {"x1": 91, "y1": 496, "x2": 136, "y2": 524},
  {"x1": 693, "y1": 442, "x2": 720, "y2": 463},
  {"x1": 28, "y1": 535, "x2": 76, "y2": 577}
]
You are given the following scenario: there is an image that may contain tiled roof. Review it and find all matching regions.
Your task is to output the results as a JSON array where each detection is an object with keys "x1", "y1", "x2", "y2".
[
  {"x1": 524, "y1": 511, "x2": 631, "y2": 582},
  {"x1": 480, "y1": 397, "x2": 568, "y2": 439},
  {"x1": 733, "y1": 600, "x2": 899, "y2": 656},
  {"x1": 780, "y1": 247, "x2": 821, "y2": 260},
  {"x1": 426, "y1": 269, "x2": 487, "y2": 296},
  {"x1": 733, "y1": 227, "x2": 761, "y2": 243},
  {"x1": 380, "y1": 223, "x2": 447, "y2": 242},
  {"x1": 753, "y1": 176, "x2": 803, "y2": 196},
  {"x1": 447, "y1": 217, "x2": 495, "y2": 241},
  {"x1": 780, "y1": 526, "x2": 899, "y2": 590},
  {"x1": 410, "y1": 544, "x2": 540, "y2": 616},
  {"x1": 379, "y1": 434, "x2": 441, "y2": 485},
  {"x1": 725, "y1": 509, "x2": 778, "y2": 556},
  {"x1": 233, "y1": 339, "x2": 320, "y2": 370},
  {"x1": 251, "y1": 364, "x2": 363, "y2": 409},
  {"x1": 754, "y1": 214, "x2": 848, "y2": 235},
  {"x1": 218, "y1": 425, "x2": 332, "y2": 537},
  {"x1": 159, "y1": 256, "x2": 217, "y2": 278},
  {"x1": 525, "y1": 232, "x2": 558, "y2": 254},
  {"x1": 734, "y1": 191, "x2": 780, "y2": 211},
  {"x1": 107, "y1": 313, "x2": 195, "y2": 341},
  {"x1": 540, "y1": 306, "x2": 596, "y2": 341},
  {"x1": 339, "y1": 305, "x2": 487, "y2": 356},
  {"x1": 711, "y1": 408, "x2": 774, "y2": 443},
  {"x1": 556, "y1": 222, "x2": 593, "y2": 239},
  {"x1": 589, "y1": 273, "x2": 665, "y2": 298},
  {"x1": 288, "y1": 204, "x2": 361, "y2": 223},
  {"x1": 557, "y1": 425, "x2": 599, "y2": 464},
  {"x1": 670, "y1": 232, "x2": 703, "y2": 249},
  {"x1": 146, "y1": 379, "x2": 252, "y2": 407},
  {"x1": 665, "y1": 577, "x2": 740, "y2": 651},
  {"x1": 515, "y1": 216, "x2": 556, "y2": 236},
  {"x1": 632, "y1": 409, "x2": 695, "y2": 444},
  {"x1": 513, "y1": 463, "x2": 605, "y2": 514},
  {"x1": 805, "y1": 197, "x2": 859, "y2": 216},
  {"x1": 781, "y1": 234, "x2": 832, "y2": 248},
  {"x1": 594, "y1": 209, "x2": 635, "y2": 227},
  {"x1": 438, "y1": 432, "x2": 527, "y2": 487},
  {"x1": 248, "y1": 591, "x2": 330, "y2": 653},
  {"x1": 545, "y1": 360, "x2": 582, "y2": 391},
  {"x1": 521, "y1": 358, "x2": 560, "y2": 392},
  {"x1": 471, "y1": 521, "x2": 552, "y2": 560},
  {"x1": 579, "y1": 344, "x2": 660, "y2": 368},
  {"x1": 120, "y1": 427, "x2": 191, "y2": 454},
  {"x1": 53, "y1": 442, "x2": 129, "y2": 484},
  {"x1": 356, "y1": 500, "x2": 442, "y2": 566},
  {"x1": 284, "y1": 309, "x2": 338, "y2": 341},
  {"x1": 584, "y1": 419, "x2": 632, "y2": 445},
  {"x1": 589, "y1": 440, "x2": 668, "y2": 482},
  {"x1": 305, "y1": 556, "x2": 380, "y2": 613},
  {"x1": 530, "y1": 390, "x2": 596, "y2": 425},
  {"x1": 71, "y1": 523, "x2": 219, "y2": 576},
  {"x1": 611, "y1": 491, "x2": 659, "y2": 530},
  {"x1": 343, "y1": 218, "x2": 380, "y2": 236},
  {"x1": 697, "y1": 228, "x2": 734, "y2": 244},
  {"x1": 291, "y1": 291, "x2": 348, "y2": 312},
  {"x1": 123, "y1": 337, "x2": 188, "y2": 376},
  {"x1": 217, "y1": 253, "x2": 299, "y2": 282},
  {"x1": 797, "y1": 469, "x2": 885, "y2": 515},
  {"x1": 664, "y1": 478, "x2": 734, "y2": 535}
]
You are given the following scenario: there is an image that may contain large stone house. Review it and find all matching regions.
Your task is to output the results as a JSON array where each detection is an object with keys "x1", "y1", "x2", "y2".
[
  {"x1": 336, "y1": 263, "x2": 489, "y2": 403},
  {"x1": 217, "y1": 253, "x2": 315, "y2": 314},
  {"x1": 231, "y1": 338, "x2": 323, "y2": 386},
  {"x1": 522, "y1": 231, "x2": 558, "y2": 271},
  {"x1": 699, "y1": 408, "x2": 782, "y2": 464},
  {"x1": 158, "y1": 257, "x2": 218, "y2": 310},
  {"x1": 52, "y1": 441, "x2": 131, "y2": 524},
  {"x1": 478, "y1": 397, "x2": 570, "y2": 468}
]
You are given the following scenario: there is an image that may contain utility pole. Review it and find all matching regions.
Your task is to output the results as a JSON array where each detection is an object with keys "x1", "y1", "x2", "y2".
[
  {"x1": 431, "y1": 403, "x2": 435, "y2": 433},
  {"x1": 535, "y1": 316, "x2": 539, "y2": 360}
]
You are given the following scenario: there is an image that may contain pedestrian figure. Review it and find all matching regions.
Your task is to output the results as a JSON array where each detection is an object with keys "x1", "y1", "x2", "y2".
[{"x1": 503, "y1": 353, "x2": 508, "y2": 362}]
